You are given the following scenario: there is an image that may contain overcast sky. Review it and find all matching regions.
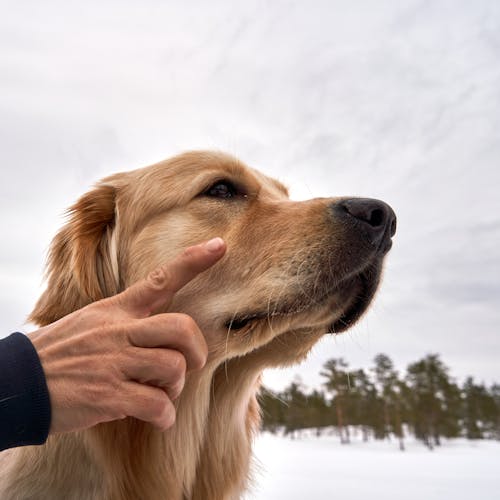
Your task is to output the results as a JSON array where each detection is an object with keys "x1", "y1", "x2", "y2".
[{"x1": 1, "y1": 0, "x2": 499, "y2": 391}]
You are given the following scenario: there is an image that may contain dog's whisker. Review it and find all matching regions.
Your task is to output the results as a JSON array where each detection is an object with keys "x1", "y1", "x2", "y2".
[
  {"x1": 271, "y1": 246, "x2": 310, "y2": 315},
  {"x1": 261, "y1": 246, "x2": 306, "y2": 338},
  {"x1": 266, "y1": 255, "x2": 301, "y2": 334}
]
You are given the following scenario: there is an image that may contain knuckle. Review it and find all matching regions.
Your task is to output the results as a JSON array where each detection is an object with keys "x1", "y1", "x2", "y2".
[
  {"x1": 149, "y1": 393, "x2": 175, "y2": 429},
  {"x1": 163, "y1": 407, "x2": 176, "y2": 429},
  {"x1": 173, "y1": 314, "x2": 207, "y2": 369},
  {"x1": 167, "y1": 350, "x2": 187, "y2": 377},
  {"x1": 147, "y1": 265, "x2": 173, "y2": 290},
  {"x1": 181, "y1": 246, "x2": 198, "y2": 260},
  {"x1": 169, "y1": 375, "x2": 186, "y2": 401},
  {"x1": 174, "y1": 313, "x2": 198, "y2": 336},
  {"x1": 106, "y1": 323, "x2": 129, "y2": 347},
  {"x1": 192, "y1": 341, "x2": 208, "y2": 370},
  {"x1": 104, "y1": 384, "x2": 126, "y2": 420},
  {"x1": 151, "y1": 396, "x2": 168, "y2": 420}
]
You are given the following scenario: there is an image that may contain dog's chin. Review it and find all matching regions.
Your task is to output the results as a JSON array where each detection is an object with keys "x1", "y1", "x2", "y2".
[{"x1": 328, "y1": 265, "x2": 382, "y2": 333}]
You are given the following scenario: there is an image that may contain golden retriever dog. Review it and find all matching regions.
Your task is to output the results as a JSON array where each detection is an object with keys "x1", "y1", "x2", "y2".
[{"x1": 0, "y1": 151, "x2": 396, "y2": 499}]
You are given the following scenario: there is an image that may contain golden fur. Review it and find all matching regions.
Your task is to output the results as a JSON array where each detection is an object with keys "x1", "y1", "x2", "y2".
[{"x1": 0, "y1": 151, "x2": 391, "y2": 499}]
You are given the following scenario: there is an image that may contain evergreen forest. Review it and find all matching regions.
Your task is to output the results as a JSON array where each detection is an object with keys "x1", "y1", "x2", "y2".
[{"x1": 259, "y1": 354, "x2": 500, "y2": 450}]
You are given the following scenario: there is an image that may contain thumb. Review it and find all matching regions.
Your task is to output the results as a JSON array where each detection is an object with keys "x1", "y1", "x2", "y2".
[{"x1": 114, "y1": 237, "x2": 226, "y2": 317}]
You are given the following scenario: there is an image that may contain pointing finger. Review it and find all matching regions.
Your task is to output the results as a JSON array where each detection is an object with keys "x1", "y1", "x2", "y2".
[{"x1": 114, "y1": 237, "x2": 226, "y2": 317}]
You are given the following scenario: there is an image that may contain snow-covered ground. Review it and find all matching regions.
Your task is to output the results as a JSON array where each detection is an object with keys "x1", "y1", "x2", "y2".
[{"x1": 245, "y1": 431, "x2": 500, "y2": 500}]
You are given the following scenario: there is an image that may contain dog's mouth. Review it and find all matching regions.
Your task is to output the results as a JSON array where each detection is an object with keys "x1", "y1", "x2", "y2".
[{"x1": 225, "y1": 257, "x2": 383, "y2": 335}]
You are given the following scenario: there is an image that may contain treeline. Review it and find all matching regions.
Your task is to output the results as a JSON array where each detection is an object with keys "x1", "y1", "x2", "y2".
[{"x1": 259, "y1": 354, "x2": 500, "y2": 450}]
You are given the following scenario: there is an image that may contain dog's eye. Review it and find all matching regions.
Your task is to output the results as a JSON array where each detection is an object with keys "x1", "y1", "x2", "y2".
[
  {"x1": 204, "y1": 181, "x2": 238, "y2": 199},
  {"x1": 225, "y1": 317, "x2": 252, "y2": 331}
]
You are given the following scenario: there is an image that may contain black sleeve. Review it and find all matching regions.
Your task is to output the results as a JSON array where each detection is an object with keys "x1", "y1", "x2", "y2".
[{"x1": 0, "y1": 332, "x2": 52, "y2": 451}]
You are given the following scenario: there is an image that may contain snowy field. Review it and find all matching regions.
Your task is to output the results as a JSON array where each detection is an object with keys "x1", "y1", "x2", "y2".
[{"x1": 245, "y1": 431, "x2": 500, "y2": 500}]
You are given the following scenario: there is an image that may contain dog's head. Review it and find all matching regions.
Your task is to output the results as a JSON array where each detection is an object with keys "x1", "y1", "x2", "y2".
[{"x1": 31, "y1": 151, "x2": 396, "y2": 366}]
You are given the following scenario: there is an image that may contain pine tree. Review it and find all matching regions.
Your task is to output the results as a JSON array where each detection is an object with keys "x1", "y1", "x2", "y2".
[
  {"x1": 321, "y1": 358, "x2": 351, "y2": 444},
  {"x1": 306, "y1": 389, "x2": 330, "y2": 436},
  {"x1": 393, "y1": 378, "x2": 409, "y2": 451},
  {"x1": 349, "y1": 368, "x2": 379, "y2": 442},
  {"x1": 462, "y1": 378, "x2": 500, "y2": 439},
  {"x1": 440, "y1": 376, "x2": 462, "y2": 440},
  {"x1": 371, "y1": 354, "x2": 407, "y2": 449},
  {"x1": 282, "y1": 377, "x2": 309, "y2": 438},
  {"x1": 463, "y1": 377, "x2": 484, "y2": 439},
  {"x1": 489, "y1": 384, "x2": 500, "y2": 440},
  {"x1": 406, "y1": 354, "x2": 458, "y2": 448}
]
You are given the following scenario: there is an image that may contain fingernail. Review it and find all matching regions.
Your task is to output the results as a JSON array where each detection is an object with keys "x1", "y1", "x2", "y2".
[{"x1": 203, "y1": 237, "x2": 224, "y2": 253}]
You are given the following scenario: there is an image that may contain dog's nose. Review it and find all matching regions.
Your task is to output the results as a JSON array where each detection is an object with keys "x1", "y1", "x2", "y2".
[{"x1": 337, "y1": 198, "x2": 397, "y2": 253}]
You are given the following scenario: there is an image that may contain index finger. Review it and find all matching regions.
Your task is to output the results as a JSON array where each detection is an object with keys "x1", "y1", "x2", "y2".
[{"x1": 115, "y1": 237, "x2": 226, "y2": 317}]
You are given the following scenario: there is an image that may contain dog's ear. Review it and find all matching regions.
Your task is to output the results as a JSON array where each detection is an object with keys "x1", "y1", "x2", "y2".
[{"x1": 29, "y1": 181, "x2": 121, "y2": 326}]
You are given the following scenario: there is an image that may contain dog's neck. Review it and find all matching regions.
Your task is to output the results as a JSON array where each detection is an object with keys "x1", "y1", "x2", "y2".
[
  {"x1": 97, "y1": 328, "x2": 326, "y2": 499},
  {"x1": 85, "y1": 357, "x2": 262, "y2": 500}
]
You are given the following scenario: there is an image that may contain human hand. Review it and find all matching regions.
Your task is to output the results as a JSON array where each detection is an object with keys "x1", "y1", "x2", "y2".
[{"x1": 29, "y1": 237, "x2": 226, "y2": 434}]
